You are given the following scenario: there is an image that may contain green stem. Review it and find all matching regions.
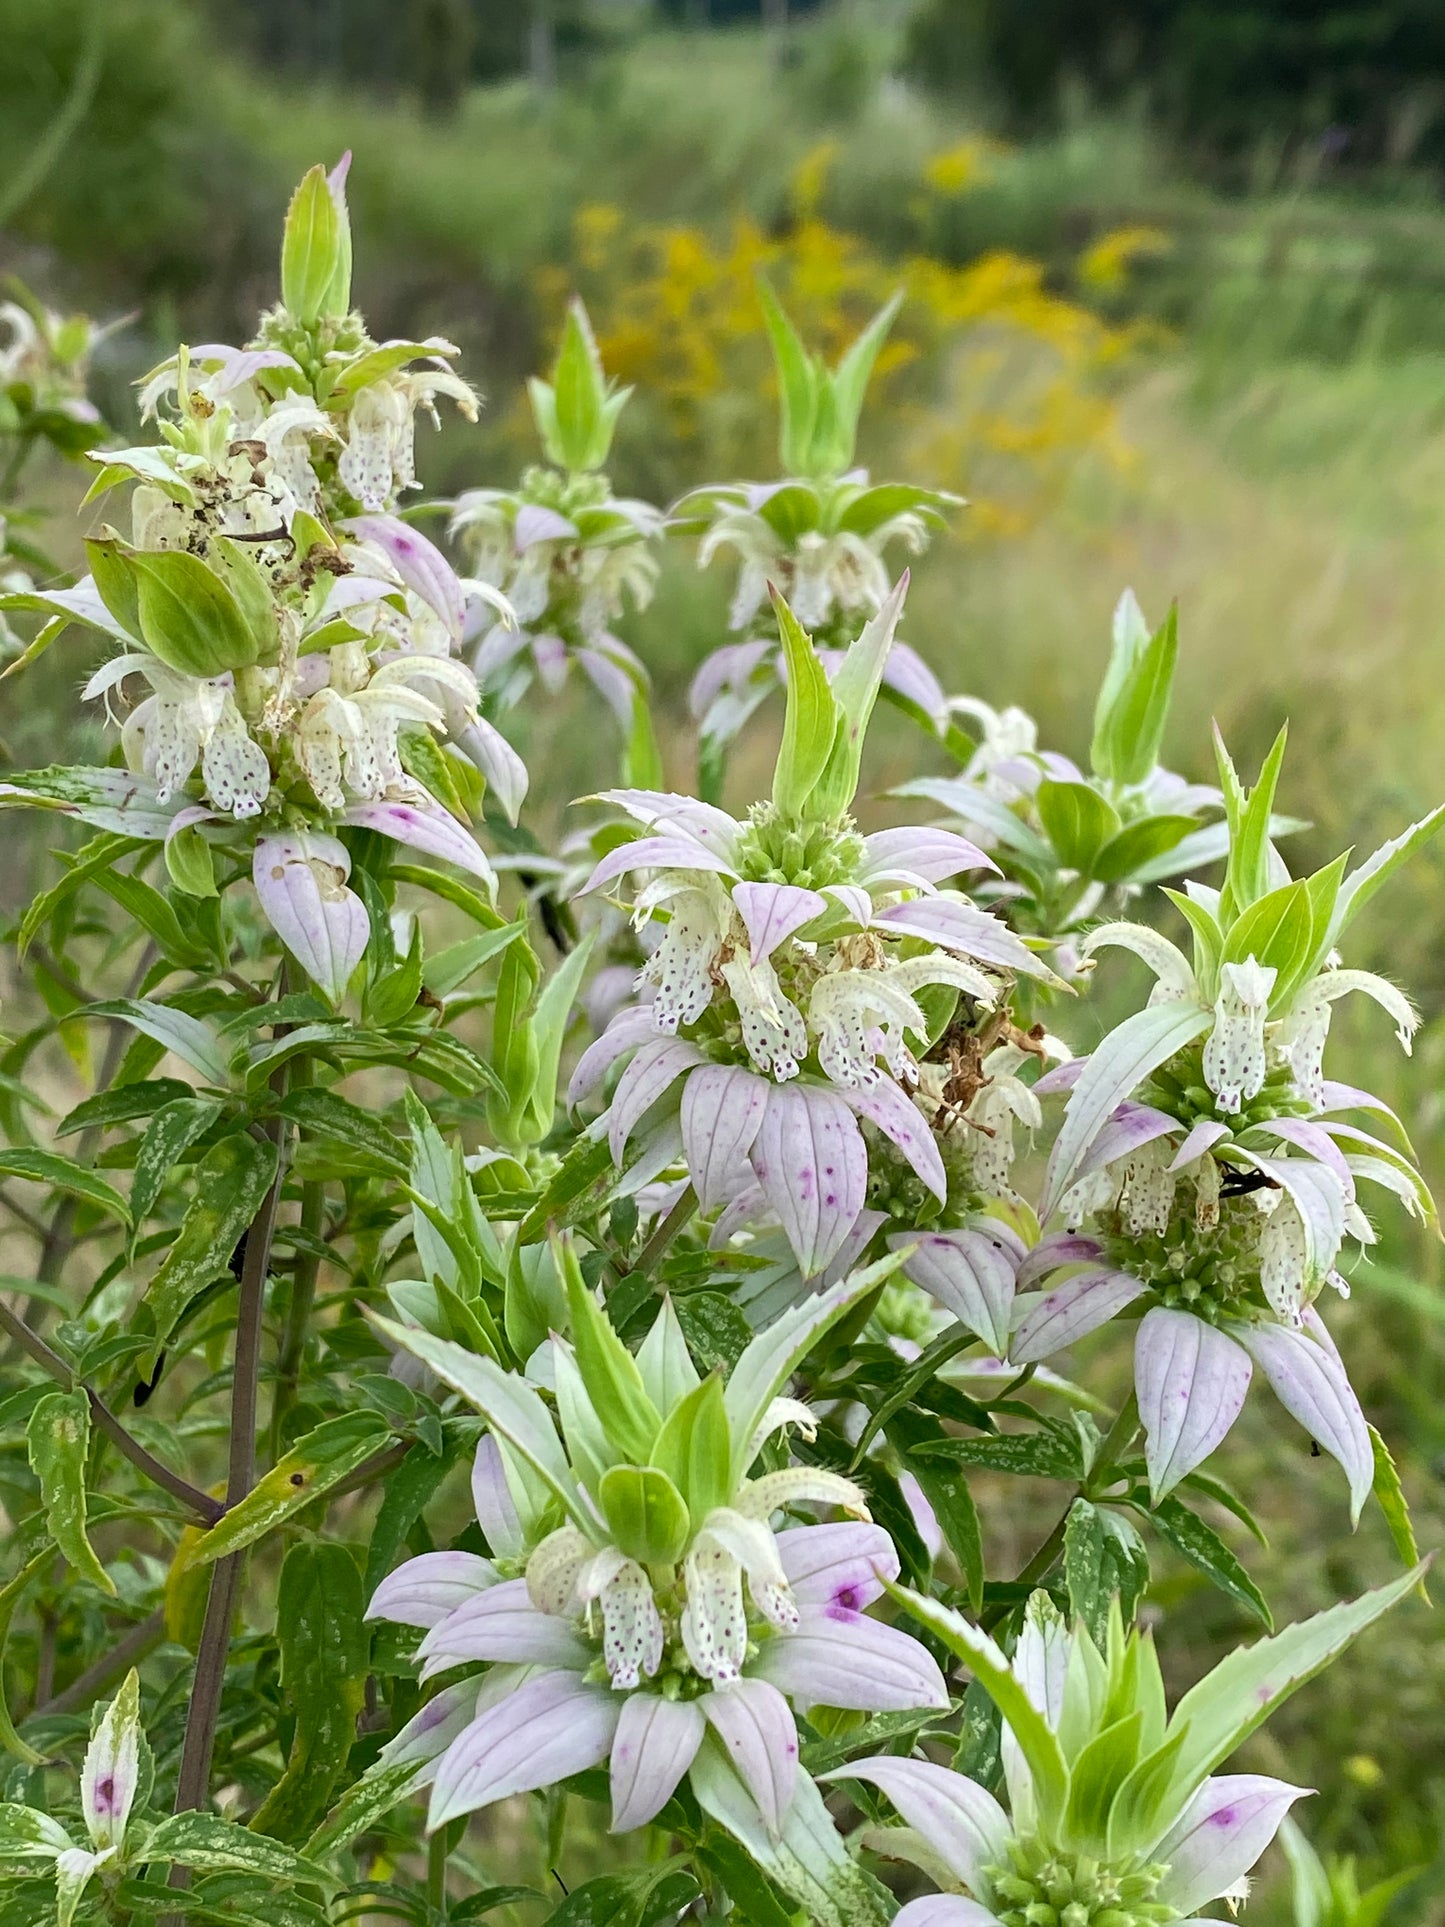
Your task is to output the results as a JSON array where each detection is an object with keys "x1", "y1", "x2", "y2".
[
  {"x1": 427, "y1": 1828, "x2": 449, "y2": 1915},
  {"x1": 634, "y1": 1185, "x2": 696, "y2": 1279},
  {"x1": 34, "y1": 1608, "x2": 164, "y2": 1718}
]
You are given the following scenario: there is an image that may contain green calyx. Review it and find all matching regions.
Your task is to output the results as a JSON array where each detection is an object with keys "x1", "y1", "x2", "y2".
[
  {"x1": 1144, "y1": 1047, "x2": 1310, "y2": 1132},
  {"x1": 985, "y1": 1840, "x2": 1178, "y2": 1927},
  {"x1": 519, "y1": 464, "x2": 612, "y2": 518},
  {"x1": 734, "y1": 801, "x2": 864, "y2": 892},
  {"x1": 1102, "y1": 1191, "x2": 1264, "y2": 1324}
]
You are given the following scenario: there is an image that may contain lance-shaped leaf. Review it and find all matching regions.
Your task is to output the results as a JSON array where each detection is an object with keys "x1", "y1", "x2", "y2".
[
  {"x1": 368, "y1": 1314, "x2": 587, "y2": 1527},
  {"x1": 886, "y1": 1581, "x2": 1069, "y2": 1832},
  {"x1": 599, "y1": 1464, "x2": 691, "y2": 1566},
  {"x1": 771, "y1": 592, "x2": 840, "y2": 819},
  {"x1": 809, "y1": 575, "x2": 907, "y2": 820},
  {"x1": 251, "y1": 1544, "x2": 368, "y2": 1841},
  {"x1": 136, "y1": 1131, "x2": 280, "y2": 1368},
  {"x1": 0, "y1": 1150, "x2": 130, "y2": 1230},
  {"x1": 1161, "y1": 1564, "x2": 1425, "y2": 1808},
  {"x1": 650, "y1": 1372, "x2": 731, "y2": 1524},
  {"x1": 83, "y1": 999, "x2": 231, "y2": 1086},
  {"x1": 280, "y1": 162, "x2": 347, "y2": 325},
  {"x1": 120, "y1": 545, "x2": 260, "y2": 677},
  {"x1": 562, "y1": 1236, "x2": 661, "y2": 1464},
  {"x1": 141, "y1": 1811, "x2": 335, "y2": 1887},
  {"x1": 128, "y1": 1097, "x2": 224, "y2": 1246},
  {"x1": 178, "y1": 1414, "x2": 390, "y2": 1570},
  {"x1": 27, "y1": 1393, "x2": 114, "y2": 1596}
]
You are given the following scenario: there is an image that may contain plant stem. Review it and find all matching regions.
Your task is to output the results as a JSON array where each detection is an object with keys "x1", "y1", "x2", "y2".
[
  {"x1": 635, "y1": 1185, "x2": 696, "y2": 1278},
  {"x1": 170, "y1": 1112, "x2": 287, "y2": 1819},
  {"x1": 270, "y1": 1178, "x2": 323, "y2": 1459},
  {"x1": 0, "y1": 1299, "x2": 222, "y2": 1523},
  {"x1": 427, "y1": 1829, "x2": 448, "y2": 1914},
  {"x1": 981, "y1": 1390, "x2": 1141, "y2": 1632}
]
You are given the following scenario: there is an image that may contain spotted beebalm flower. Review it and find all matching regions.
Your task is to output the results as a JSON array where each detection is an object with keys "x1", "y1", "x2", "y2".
[
  {"x1": 367, "y1": 1264, "x2": 946, "y2": 1836},
  {"x1": 0, "y1": 160, "x2": 525, "y2": 1001},
  {"x1": 569, "y1": 581, "x2": 1058, "y2": 1276},
  {"x1": 1008, "y1": 761, "x2": 1443, "y2": 1509},
  {"x1": 830, "y1": 1574, "x2": 1419, "y2": 1927},
  {"x1": 451, "y1": 473, "x2": 662, "y2": 729}
]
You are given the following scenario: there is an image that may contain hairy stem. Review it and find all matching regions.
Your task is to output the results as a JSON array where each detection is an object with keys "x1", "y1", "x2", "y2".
[
  {"x1": 0, "y1": 1299, "x2": 222, "y2": 1523},
  {"x1": 170, "y1": 1112, "x2": 287, "y2": 1820}
]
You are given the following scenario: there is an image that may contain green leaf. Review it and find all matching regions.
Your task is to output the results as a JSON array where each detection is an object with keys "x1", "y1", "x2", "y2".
[
  {"x1": 598, "y1": 1463, "x2": 691, "y2": 1565},
  {"x1": 421, "y1": 922, "x2": 525, "y2": 999},
  {"x1": 250, "y1": 1544, "x2": 368, "y2": 1841},
  {"x1": 516, "y1": 1132, "x2": 615, "y2": 1245},
  {"x1": 81, "y1": 999, "x2": 231, "y2": 1086},
  {"x1": 124, "y1": 544, "x2": 260, "y2": 677},
  {"x1": 522, "y1": 931, "x2": 597, "y2": 1144},
  {"x1": 278, "y1": 1086, "x2": 407, "y2": 1177},
  {"x1": 128, "y1": 1097, "x2": 224, "y2": 1242},
  {"x1": 623, "y1": 689, "x2": 665, "y2": 790},
  {"x1": 280, "y1": 163, "x2": 345, "y2": 326},
  {"x1": 887, "y1": 1581, "x2": 1069, "y2": 1831},
  {"x1": 27, "y1": 1391, "x2": 114, "y2": 1595},
  {"x1": 1163, "y1": 1564, "x2": 1426, "y2": 1805},
  {"x1": 563, "y1": 1237, "x2": 661, "y2": 1464},
  {"x1": 179, "y1": 1414, "x2": 390, "y2": 1570},
  {"x1": 1149, "y1": 1496, "x2": 1272, "y2": 1628},
  {"x1": 142, "y1": 1810, "x2": 334, "y2": 1886},
  {"x1": 758, "y1": 278, "x2": 821, "y2": 476},
  {"x1": 671, "y1": 1291, "x2": 752, "y2": 1377},
  {"x1": 1062, "y1": 1710, "x2": 1144, "y2": 1854},
  {"x1": 809, "y1": 578, "x2": 906, "y2": 821},
  {"x1": 1037, "y1": 779, "x2": 1121, "y2": 874},
  {"x1": 1368, "y1": 1424, "x2": 1426, "y2": 1592},
  {"x1": 1329, "y1": 801, "x2": 1445, "y2": 949},
  {"x1": 0, "y1": 1149, "x2": 130, "y2": 1227},
  {"x1": 1222, "y1": 879, "x2": 1314, "y2": 988},
  {"x1": 919, "y1": 1426, "x2": 1084, "y2": 1481},
  {"x1": 650, "y1": 1372, "x2": 730, "y2": 1522},
  {"x1": 1104, "y1": 604, "x2": 1178, "y2": 788},
  {"x1": 1064, "y1": 1498, "x2": 1109, "y2": 1645},
  {"x1": 165, "y1": 822, "x2": 218, "y2": 898},
  {"x1": 887, "y1": 1407, "x2": 984, "y2": 1611},
  {"x1": 770, "y1": 590, "x2": 839, "y2": 818},
  {"x1": 136, "y1": 1131, "x2": 280, "y2": 1365},
  {"x1": 90, "y1": 869, "x2": 211, "y2": 967},
  {"x1": 1218, "y1": 722, "x2": 1288, "y2": 919},
  {"x1": 0, "y1": 1802, "x2": 70, "y2": 1859},
  {"x1": 1090, "y1": 815, "x2": 1198, "y2": 886},
  {"x1": 824, "y1": 291, "x2": 903, "y2": 475},
  {"x1": 0, "y1": 1554, "x2": 53, "y2": 1766},
  {"x1": 302, "y1": 1761, "x2": 418, "y2": 1859},
  {"x1": 58, "y1": 1079, "x2": 194, "y2": 1138}
]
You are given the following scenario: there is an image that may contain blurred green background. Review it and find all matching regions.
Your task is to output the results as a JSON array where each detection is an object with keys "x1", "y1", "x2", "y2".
[{"x1": 3, "y1": 0, "x2": 1445, "y2": 1917}]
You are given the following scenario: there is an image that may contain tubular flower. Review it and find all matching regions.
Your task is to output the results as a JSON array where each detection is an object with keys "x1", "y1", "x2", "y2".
[
  {"x1": 829, "y1": 1575, "x2": 1419, "y2": 1927},
  {"x1": 569, "y1": 583, "x2": 1059, "y2": 1277},
  {"x1": 0, "y1": 157, "x2": 522, "y2": 999},
  {"x1": 1011, "y1": 759, "x2": 1442, "y2": 1508},
  {"x1": 367, "y1": 1269, "x2": 947, "y2": 1837}
]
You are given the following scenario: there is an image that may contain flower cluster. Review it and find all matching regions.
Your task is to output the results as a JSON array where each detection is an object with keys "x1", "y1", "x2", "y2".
[
  {"x1": 448, "y1": 300, "x2": 663, "y2": 735},
  {"x1": 1, "y1": 158, "x2": 522, "y2": 999},
  {"x1": 367, "y1": 1265, "x2": 945, "y2": 1833},
  {"x1": 571, "y1": 580, "x2": 1058, "y2": 1279}
]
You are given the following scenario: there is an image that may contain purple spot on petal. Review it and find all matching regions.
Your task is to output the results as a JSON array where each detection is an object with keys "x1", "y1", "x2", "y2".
[
  {"x1": 833, "y1": 1585, "x2": 861, "y2": 1611},
  {"x1": 1210, "y1": 1807, "x2": 1238, "y2": 1828},
  {"x1": 95, "y1": 1777, "x2": 116, "y2": 1812}
]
